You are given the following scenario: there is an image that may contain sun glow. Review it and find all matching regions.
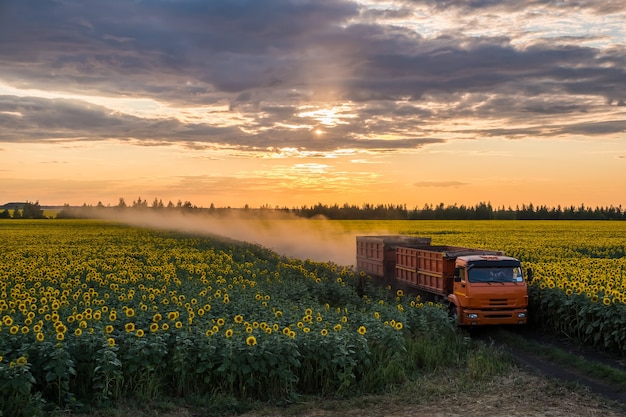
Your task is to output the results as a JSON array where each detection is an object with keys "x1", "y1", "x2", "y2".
[{"x1": 297, "y1": 105, "x2": 357, "y2": 127}]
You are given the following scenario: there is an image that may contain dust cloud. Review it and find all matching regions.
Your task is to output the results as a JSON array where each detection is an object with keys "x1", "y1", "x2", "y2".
[{"x1": 97, "y1": 209, "x2": 376, "y2": 267}]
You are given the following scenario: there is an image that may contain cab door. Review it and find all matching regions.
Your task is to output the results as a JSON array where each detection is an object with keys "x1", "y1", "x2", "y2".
[{"x1": 453, "y1": 266, "x2": 468, "y2": 301}]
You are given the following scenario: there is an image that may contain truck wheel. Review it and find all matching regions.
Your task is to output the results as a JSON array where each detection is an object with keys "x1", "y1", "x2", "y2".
[{"x1": 448, "y1": 303, "x2": 458, "y2": 324}]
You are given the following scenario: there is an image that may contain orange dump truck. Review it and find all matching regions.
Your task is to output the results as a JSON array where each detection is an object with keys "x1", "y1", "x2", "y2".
[{"x1": 356, "y1": 235, "x2": 530, "y2": 326}]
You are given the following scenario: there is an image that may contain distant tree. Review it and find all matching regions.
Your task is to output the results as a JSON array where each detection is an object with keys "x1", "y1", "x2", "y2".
[
  {"x1": 118, "y1": 198, "x2": 127, "y2": 208},
  {"x1": 133, "y1": 197, "x2": 148, "y2": 208},
  {"x1": 12, "y1": 207, "x2": 22, "y2": 218},
  {"x1": 22, "y1": 201, "x2": 45, "y2": 219},
  {"x1": 0, "y1": 209, "x2": 10, "y2": 219},
  {"x1": 475, "y1": 202, "x2": 493, "y2": 220},
  {"x1": 151, "y1": 198, "x2": 164, "y2": 209}
]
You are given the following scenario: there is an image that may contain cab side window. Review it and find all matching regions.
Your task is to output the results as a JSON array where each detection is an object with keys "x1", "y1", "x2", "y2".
[{"x1": 458, "y1": 268, "x2": 467, "y2": 282}]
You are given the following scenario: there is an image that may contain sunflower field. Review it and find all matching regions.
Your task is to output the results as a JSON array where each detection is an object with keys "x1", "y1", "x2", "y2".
[
  {"x1": 2, "y1": 219, "x2": 625, "y2": 415},
  {"x1": 0, "y1": 220, "x2": 465, "y2": 416}
]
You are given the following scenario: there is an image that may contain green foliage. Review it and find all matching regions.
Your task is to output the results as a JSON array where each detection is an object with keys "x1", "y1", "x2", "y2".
[
  {"x1": 529, "y1": 286, "x2": 626, "y2": 354},
  {"x1": 0, "y1": 358, "x2": 44, "y2": 417},
  {"x1": 41, "y1": 344, "x2": 77, "y2": 408},
  {"x1": 464, "y1": 343, "x2": 511, "y2": 381},
  {"x1": 92, "y1": 342, "x2": 123, "y2": 405}
]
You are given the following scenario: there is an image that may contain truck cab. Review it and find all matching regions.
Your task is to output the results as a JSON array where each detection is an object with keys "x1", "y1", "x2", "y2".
[{"x1": 449, "y1": 255, "x2": 529, "y2": 325}]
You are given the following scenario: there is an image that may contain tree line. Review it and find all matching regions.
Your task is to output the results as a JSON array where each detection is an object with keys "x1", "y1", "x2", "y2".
[
  {"x1": 2, "y1": 199, "x2": 625, "y2": 220},
  {"x1": 291, "y1": 202, "x2": 626, "y2": 220}
]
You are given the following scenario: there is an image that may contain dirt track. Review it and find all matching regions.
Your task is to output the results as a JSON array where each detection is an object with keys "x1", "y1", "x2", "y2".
[{"x1": 469, "y1": 326, "x2": 626, "y2": 412}]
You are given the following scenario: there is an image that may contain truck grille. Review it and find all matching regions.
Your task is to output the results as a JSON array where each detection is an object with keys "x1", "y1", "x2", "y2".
[
  {"x1": 485, "y1": 313, "x2": 514, "y2": 319},
  {"x1": 488, "y1": 298, "x2": 509, "y2": 306}
]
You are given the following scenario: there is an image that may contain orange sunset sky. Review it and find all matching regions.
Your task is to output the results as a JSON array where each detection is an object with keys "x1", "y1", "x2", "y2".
[{"x1": 0, "y1": 0, "x2": 625, "y2": 209}]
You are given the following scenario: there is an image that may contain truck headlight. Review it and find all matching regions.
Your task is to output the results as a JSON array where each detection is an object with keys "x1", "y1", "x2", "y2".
[
  {"x1": 466, "y1": 313, "x2": 479, "y2": 319},
  {"x1": 517, "y1": 313, "x2": 526, "y2": 318}
]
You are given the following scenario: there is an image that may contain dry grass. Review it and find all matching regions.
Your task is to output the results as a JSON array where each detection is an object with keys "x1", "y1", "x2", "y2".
[
  {"x1": 240, "y1": 372, "x2": 623, "y2": 417},
  {"x1": 75, "y1": 369, "x2": 626, "y2": 417},
  {"x1": 74, "y1": 367, "x2": 624, "y2": 417}
]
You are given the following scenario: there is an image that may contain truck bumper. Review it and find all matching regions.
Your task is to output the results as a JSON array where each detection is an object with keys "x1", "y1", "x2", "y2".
[{"x1": 458, "y1": 308, "x2": 527, "y2": 326}]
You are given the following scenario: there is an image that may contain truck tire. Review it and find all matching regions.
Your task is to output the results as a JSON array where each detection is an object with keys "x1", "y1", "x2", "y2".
[{"x1": 448, "y1": 303, "x2": 459, "y2": 325}]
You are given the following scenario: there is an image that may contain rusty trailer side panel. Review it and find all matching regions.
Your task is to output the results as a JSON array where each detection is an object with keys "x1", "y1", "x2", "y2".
[
  {"x1": 356, "y1": 235, "x2": 432, "y2": 282},
  {"x1": 395, "y1": 246, "x2": 459, "y2": 296}
]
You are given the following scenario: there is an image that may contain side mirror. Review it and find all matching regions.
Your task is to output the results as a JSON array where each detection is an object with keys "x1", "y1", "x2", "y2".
[
  {"x1": 526, "y1": 268, "x2": 534, "y2": 283},
  {"x1": 454, "y1": 267, "x2": 462, "y2": 282}
]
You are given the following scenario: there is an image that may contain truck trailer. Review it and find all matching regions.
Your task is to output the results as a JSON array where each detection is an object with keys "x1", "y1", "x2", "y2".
[{"x1": 356, "y1": 235, "x2": 530, "y2": 326}]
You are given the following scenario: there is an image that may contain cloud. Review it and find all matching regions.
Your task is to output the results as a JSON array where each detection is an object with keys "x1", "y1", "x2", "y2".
[
  {"x1": 558, "y1": 120, "x2": 626, "y2": 136},
  {"x1": 0, "y1": 94, "x2": 445, "y2": 152},
  {"x1": 399, "y1": 0, "x2": 626, "y2": 14},
  {"x1": 0, "y1": 0, "x2": 624, "y2": 154},
  {"x1": 0, "y1": 95, "x2": 234, "y2": 143}
]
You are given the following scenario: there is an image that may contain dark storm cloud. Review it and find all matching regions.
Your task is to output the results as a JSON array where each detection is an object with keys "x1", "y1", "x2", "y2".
[{"x1": 0, "y1": 0, "x2": 624, "y2": 153}]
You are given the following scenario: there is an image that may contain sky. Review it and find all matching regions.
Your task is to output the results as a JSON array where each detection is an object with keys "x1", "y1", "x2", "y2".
[{"x1": 0, "y1": 0, "x2": 625, "y2": 210}]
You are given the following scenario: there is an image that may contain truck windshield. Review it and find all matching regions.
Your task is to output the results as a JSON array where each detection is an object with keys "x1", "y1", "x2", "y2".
[{"x1": 468, "y1": 266, "x2": 524, "y2": 283}]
